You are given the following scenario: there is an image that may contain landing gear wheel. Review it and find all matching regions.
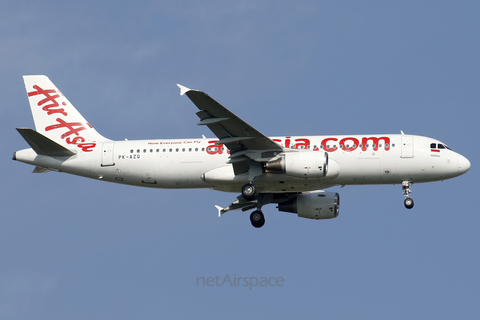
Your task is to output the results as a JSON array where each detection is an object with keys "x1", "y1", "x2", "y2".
[
  {"x1": 404, "y1": 198, "x2": 414, "y2": 209},
  {"x1": 402, "y1": 181, "x2": 414, "y2": 209},
  {"x1": 242, "y1": 183, "x2": 257, "y2": 201},
  {"x1": 250, "y1": 210, "x2": 265, "y2": 228}
]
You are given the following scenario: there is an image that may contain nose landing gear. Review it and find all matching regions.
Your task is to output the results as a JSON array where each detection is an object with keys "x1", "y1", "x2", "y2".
[{"x1": 402, "y1": 181, "x2": 414, "y2": 209}]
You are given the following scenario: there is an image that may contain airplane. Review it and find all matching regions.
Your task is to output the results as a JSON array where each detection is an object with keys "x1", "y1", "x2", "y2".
[{"x1": 13, "y1": 75, "x2": 471, "y2": 228}]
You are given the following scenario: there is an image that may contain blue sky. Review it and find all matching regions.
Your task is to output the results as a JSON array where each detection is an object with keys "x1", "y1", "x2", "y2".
[{"x1": 2, "y1": 1, "x2": 479, "y2": 319}]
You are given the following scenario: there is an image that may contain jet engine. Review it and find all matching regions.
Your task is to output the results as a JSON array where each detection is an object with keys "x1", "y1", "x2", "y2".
[
  {"x1": 277, "y1": 192, "x2": 340, "y2": 219},
  {"x1": 265, "y1": 151, "x2": 328, "y2": 179}
]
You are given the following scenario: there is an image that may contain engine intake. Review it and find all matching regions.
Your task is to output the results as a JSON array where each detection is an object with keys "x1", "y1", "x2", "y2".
[
  {"x1": 278, "y1": 192, "x2": 340, "y2": 219},
  {"x1": 265, "y1": 151, "x2": 328, "y2": 179}
]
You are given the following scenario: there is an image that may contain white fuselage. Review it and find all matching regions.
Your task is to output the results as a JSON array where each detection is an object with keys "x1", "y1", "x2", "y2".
[
  {"x1": 14, "y1": 133, "x2": 470, "y2": 193},
  {"x1": 14, "y1": 75, "x2": 472, "y2": 226}
]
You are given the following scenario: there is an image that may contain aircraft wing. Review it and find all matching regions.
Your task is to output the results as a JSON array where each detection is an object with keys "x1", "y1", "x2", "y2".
[{"x1": 178, "y1": 85, "x2": 283, "y2": 174}]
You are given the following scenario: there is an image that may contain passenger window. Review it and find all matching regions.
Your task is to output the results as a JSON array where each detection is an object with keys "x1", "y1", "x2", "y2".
[
  {"x1": 169, "y1": 149, "x2": 172, "y2": 152},
  {"x1": 195, "y1": 148, "x2": 198, "y2": 152},
  {"x1": 143, "y1": 149, "x2": 146, "y2": 153},
  {"x1": 150, "y1": 149, "x2": 153, "y2": 153},
  {"x1": 182, "y1": 148, "x2": 185, "y2": 152}
]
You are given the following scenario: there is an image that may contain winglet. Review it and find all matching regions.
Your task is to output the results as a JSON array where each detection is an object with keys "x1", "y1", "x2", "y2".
[
  {"x1": 215, "y1": 205, "x2": 225, "y2": 218},
  {"x1": 177, "y1": 84, "x2": 191, "y2": 96}
]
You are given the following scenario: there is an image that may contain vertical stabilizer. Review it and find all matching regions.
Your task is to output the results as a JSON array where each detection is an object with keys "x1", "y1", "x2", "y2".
[{"x1": 23, "y1": 75, "x2": 109, "y2": 153}]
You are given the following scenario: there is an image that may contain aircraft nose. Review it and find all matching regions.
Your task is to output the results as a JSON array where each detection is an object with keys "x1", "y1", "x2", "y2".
[{"x1": 458, "y1": 154, "x2": 471, "y2": 176}]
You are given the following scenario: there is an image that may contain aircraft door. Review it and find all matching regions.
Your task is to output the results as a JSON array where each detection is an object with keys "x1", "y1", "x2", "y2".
[
  {"x1": 401, "y1": 135, "x2": 414, "y2": 158},
  {"x1": 101, "y1": 142, "x2": 115, "y2": 166}
]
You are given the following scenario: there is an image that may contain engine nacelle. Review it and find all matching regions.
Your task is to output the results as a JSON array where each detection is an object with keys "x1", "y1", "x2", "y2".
[
  {"x1": 265, "y1": 151, "x2": 328, "y2": 179},
  {"x1": 278, "y1": 192, "x2": 340, "y2": 220}
]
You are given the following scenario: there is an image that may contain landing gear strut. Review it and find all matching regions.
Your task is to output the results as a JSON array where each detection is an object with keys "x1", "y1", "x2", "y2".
[
  {"x1": 248, "y1": 192, "x2": 270, "y2": 228},
  {"x1": 402, "y1": 181, "x2": 414, "y2": 209},
  {"x1": 241, "y1": 182, "x2": 264, "y2": 227}
]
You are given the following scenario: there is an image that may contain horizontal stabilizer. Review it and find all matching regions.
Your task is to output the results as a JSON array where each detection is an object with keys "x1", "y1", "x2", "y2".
[{"x1": 16, "y1": 128, "x2": 76, "y2": 157}]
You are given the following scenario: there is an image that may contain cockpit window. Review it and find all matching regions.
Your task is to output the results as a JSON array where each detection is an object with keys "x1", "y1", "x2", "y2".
[{"x1": 431, "y1": 142, "x2": 452, "y2": 151}]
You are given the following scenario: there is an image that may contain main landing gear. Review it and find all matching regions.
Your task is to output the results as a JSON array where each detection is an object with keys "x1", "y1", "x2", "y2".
[
  {"x1": 242, "y1": 182, "x2": 265, "y2": 228},
  {"x1": 250, "y1": 210, "x2": 265, "y2": 228},
  {"x1": 402, "y1": 181, "x2": 414, "y2": 209},
  {"x1": 242, "y1": 182, "x2": 256, "y2": 201}
]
